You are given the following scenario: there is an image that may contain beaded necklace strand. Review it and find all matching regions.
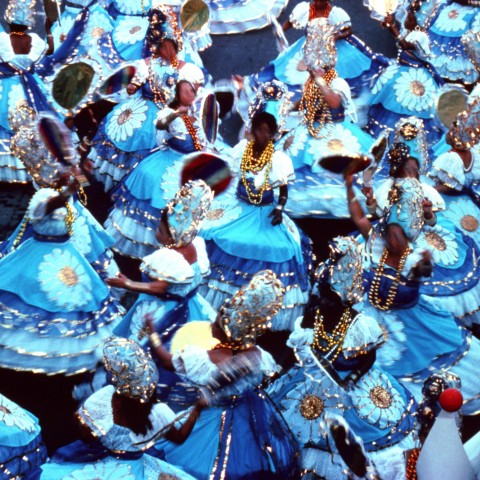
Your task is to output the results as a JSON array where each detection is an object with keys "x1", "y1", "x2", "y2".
[
  {"x1": 181, "y1": 114, "x2": 203, "y2": 151},
  {"x1": 240, "y1": 141, "x2": 275, "y2": 205},
  {"x1": 368, "y1": 247, "x2": 412, "y2": 311}
]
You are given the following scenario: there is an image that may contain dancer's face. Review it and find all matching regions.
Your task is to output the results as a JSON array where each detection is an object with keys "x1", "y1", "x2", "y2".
[
  {"x1": 252, "y1": 122, "x2": 274, "y2": 150},
  {"x1": 155, "y1": 220, "x2": 172, "y2": 246},
  {"x1": 400, "y1": 158, "x2": 420, "y2": 179},
  {"x1": 178, "y1": 81, "x2": 196, "y2": 108}
]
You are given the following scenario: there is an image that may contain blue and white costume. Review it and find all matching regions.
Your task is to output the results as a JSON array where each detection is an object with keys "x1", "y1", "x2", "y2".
[
  {"x1": 248, "y1": 1, "x2": 388, "y2": 102},
  {"x1": 268, "y1": 317, "x2": 416, "y2": 480},
  {"x1": 0, "y1": 188, "x2": 124, "y2": 375},
  {"x1": 200, "y1": 140, "x2": 311, "y2": 331},
  {"x1": 361, "y1": 231, "x2": 480, "y2": 415},
  {"x1": 0, "y1": 394, "x2": 47, "y2": 479},
  {"x1": 104, "y1": 98, "x2": 207, "y2": 258},
  {"x1": 366, "y1": 29, "x2": 445, "y2": 145}
]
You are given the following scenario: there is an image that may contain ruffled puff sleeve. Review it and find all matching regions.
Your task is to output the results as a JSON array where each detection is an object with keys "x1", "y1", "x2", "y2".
[
  {"x1": 140, "y1": 248, "x2": 194, "y2": 284},
  {"x1": 330, "y1": 76, "x2": 356, "y2": 121},
  {"x1": 77, "y1": 385, "x2": 115, "y2": 440},
  {"x1": 0, "y1": 32, "x2": 14, "y2": 62},
  {"x1": 329, "y1": 6, "x2": 352, "y2": 31},
  {"x1": 287, "y1": 317, "x2": 314, "y2": 364},
  {"x1": 269, "y1": 150, "x2": 295, "y2": 188},
  {"x1": 289, "y1": 2, "x2": 310, "y2": 29},
  {"x1": 172, "y1": 345, "x2": 218, "y2": 386},
  {"x1": 429, "y1": 151, "x2": 465, "y2": 191},
  {"x1": 258, "y1": 347, "x2": 281, "y2": 377},
  {"x1": 27, "y1": 188, "x2": 71, "y2": 236},
  {"x1": 193, "y1": 236, "x2": 210, "y2": 277},
  {"x1": 341, "y1": 313, "x2": 384, "y2": 360},
  {"x1": 29, "y1": 33, "x2": 48, "y2": 63},
  {"x1": 129, "y1": 403, "x2": 176, "y2": 446}
]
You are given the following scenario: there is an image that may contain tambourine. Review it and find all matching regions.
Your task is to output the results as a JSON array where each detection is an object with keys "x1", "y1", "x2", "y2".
[
  {"x1": 181, "y1": 151, "x2": 233, "y2": 196},
  {"x1": 435, "y1": 84, "x2": 469, "y2": 130},
  {"x1": 98, "y1": 64, "x2": 137, "y2": 97},
  {"x1": 319, "y1": 152, "x2": 372, "y2": 176},
  {"x1": 180, "y1": 0, "x2": 210, "y2": 33},
  {"x1": 169, "y1": 321, "x2": 218, "y2": 353}
]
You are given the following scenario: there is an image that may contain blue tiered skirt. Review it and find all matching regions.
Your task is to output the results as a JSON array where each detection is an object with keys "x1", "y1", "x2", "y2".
[
  {"x1": 250, "y1": 35, "x2": 388, "y2": 102},
  {"x1": 363, "y1": 267, "x2": 480, "y2": 415},
  {"x1": 157, "y1": 389, "x2": 299, "y2": 480},
  {"x1": 200, "y1": 183, "x2": 312, "y2": 331},
  {"x1": 0, "y1": 235, "x2": 124, "y2": 375},
  {"x1": 104, "y1": 142, "x2": 191, "y2": 259},
  {"x1": 0, "y1": 395, "x2": 47, "y2": 479}
]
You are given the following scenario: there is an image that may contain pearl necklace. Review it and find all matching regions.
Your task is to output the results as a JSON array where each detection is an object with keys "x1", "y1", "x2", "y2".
[
  {"x1": 368, "y1": 247, "x2": 412, "y2": 311},
  {"x1": 240, "y1": 141, "x2": 275, "y2": 205}
]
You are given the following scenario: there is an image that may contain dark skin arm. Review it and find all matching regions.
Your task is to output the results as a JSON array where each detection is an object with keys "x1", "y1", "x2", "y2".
[
  {"x1": 345, "y1": 173, "x2": 372, "y2": 239},
  {"x1": 45, "y1": 16, "x2": 54, "y2": 55},
  {"x1": 268, "y1": 184, "x2": 288, "y2": 226},
  {"x1": 106, "y1": 273, "x2": 169, "y2": 296},
  {"x1": 164, "y1": 400, "x2": 206, "y2": 444},
  {"x1": 334, "y1": 26, "x2": 352, "y2": 40}
]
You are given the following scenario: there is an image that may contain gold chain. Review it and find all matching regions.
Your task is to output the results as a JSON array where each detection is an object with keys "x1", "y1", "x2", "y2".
[
  {"x1": 368, "y1": 247, "x2": 413, "y2": 311},
  {"x1": 240, "y1": 141, "x2": 275, "y2": 205},
  {"x1": 181, "y1": 115, "x2": 203, "y2": 151},
  {"x1": 312, "y1": 307, "x2": 353, "y2": 362}
]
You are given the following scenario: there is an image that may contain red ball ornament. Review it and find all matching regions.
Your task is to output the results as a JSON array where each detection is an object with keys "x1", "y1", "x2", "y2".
[{"x1": 439, "y1": 388, "x2": 463, "y2": 412}]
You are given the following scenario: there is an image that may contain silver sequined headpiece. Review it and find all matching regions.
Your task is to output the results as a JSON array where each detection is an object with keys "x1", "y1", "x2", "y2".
[
  {"x1": 220, "y1": 270, "x2": 285, "y2": 347},
  {"x1": 103, "y1": 337, "x2": 158, "y2": 403}
]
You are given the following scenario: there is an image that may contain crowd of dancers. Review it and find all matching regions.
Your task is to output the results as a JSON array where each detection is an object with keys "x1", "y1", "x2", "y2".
[{"x1": 0, "y1": 0, "x2": 480, "y2": 478}]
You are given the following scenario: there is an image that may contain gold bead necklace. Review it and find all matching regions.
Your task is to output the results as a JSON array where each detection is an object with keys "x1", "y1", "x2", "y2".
[
  {"x1": 312, "y1": 306, "x2": 353, "y2": 362},
  {"x1": 368, "y1": 247, "x2": 412, "y2": 311},
  {"x1": 181, "y1": 114, "x2": 202, "y2": 151},
  {"x1": 300, "y1": 77, "x2": 333, "y2": 139},
  {"x1": 240, "y1": 141, "x2": 275, "y2": 205}
]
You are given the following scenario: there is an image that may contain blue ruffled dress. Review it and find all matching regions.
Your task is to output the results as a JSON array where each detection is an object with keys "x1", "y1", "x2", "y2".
[
  {"x1": 91, "y1": 60, "x2": 180, "y2": 191},
  {"x1": 199, "y1": 141, "x2": 312, "y2": 331},
  {"x1": 277, "y1": 76, "x2": 374, "y2": 218},
  {"x1": 0, "y1": 394, "x2": 47, "y2": 479},
  {"x1": 156, "y1": 345, "x2": 299, "y2": 480},
  {"x1": 0, "y1": 195, "x2": 119, "y2": 281},
  {"x1": 247, "y1": 3, "x2": 388, "y2": 102},
  {"x1": 423, "y1": 2, "x2": 479, "y2": 85},
  {"x1": 104, "y1": 105, "x2": 207, "y2": 258},
  {"x1": 0, "y1": 189, "x2": 124, "y2": 375},
  {"x1": 38, "y1": 385, "x2": 196, "y2": 480},
  {"x1": 268, "y1": 317, "x2": 416, "y2": 479},
  {"x1": 365, "y1": 46, "x2": 445, "y2": 145},
  {"x1": 114, "y1": 236, "x2": 216, "y2": 345},
  {"x1": 361, "y1": 233, "x2": 480, "y2": 415}
]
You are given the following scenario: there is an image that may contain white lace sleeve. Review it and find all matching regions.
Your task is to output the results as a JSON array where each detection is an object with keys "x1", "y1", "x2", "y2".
[
  {"x1": 342, "y1": 313, "x2": 384, "y2": 359},
  {"x1": 429, "y1": 151, "x2": 465, "y2": 191},
  {"x1": 269, "y1": 150, "x2": 295, "y2": 188},
  {"x1": 29, "y1": 33, "x2": 47, "y2": 62},
  {"x1": 290, "y1": 2, "x2": 310, "y2": 29},
  {"x1": 0, "y1": 33, "x2": 13, "y2": 62},
  {"x1": 330, "y1": 77, "x2": 356, "y2": 121},
  {"x1": 193, "y1": 236, "x2": 210, "y2": 277},
  {"x1": 77, "y1": 386, "x2": 115, "y2": 439},
  {"x1": 27, "y1": 188, "x2": 60, "y2": 223},
  {"x1": 329, "y1": 7, "x2": 351, "y2": 30},
  {"x1": 140, "y1": 248, "x2": 194, "y2": 284},
  {"x1": 258, "y1": 347, "x2": 281, "y2": 376},
  {"x1": 172, "y1": 345, "x2": 218, "y2": 385},
  {"x1": 421, "y1": 183, "x2": 445, "y2": 211}
]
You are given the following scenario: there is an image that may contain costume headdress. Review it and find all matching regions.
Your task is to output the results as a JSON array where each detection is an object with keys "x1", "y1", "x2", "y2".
[
  {"x1": 303, "y1": 17, "x2": 337, "y2": 71},
  {"x1": 146, "y1": 5, "x2": 183, "y2": 52},
  {"x1": 248, "y1": 80, "x2": 293, "y2": 137},
  {"x1": 10, "y1": 117, "x2": 69, "y2": 188},
  {"x1": 378, "y1": 177, "x2": 425, "y2": 241},
  {"x1": 4, "y1": 0, "x2": 36, "y2": 27},
  {"x1": 103, "y1": 337, "x2": 158, "y2": 403},
  {"x1": 386, "y1": 142, "x2": 410, "y2": 176},
  {"x1": 219, "y1": 270, "x2": 284, "y2": 348},
  {"x1": 393, "y1": 116, "x2": 429, "y2": 173},
  {"x1": 314, "y1": 236, "x2": 364, "y2": 305},
  {"x1": 447, "y1": 99, "x2": 480, "y2": 150},
  {"x1": 163, "y1": 179, "x2": 213, "y2": 248}
]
